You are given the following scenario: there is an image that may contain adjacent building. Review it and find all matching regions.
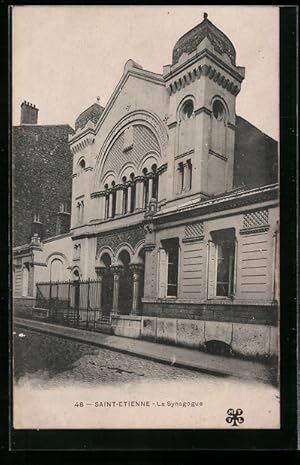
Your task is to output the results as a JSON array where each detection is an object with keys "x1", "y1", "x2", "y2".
[{"x1": 13, "y1": 101, "x2": 74, "y2": 303}]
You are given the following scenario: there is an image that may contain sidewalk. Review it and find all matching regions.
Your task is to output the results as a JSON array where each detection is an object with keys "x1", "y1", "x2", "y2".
[{"x1": 14, "y1": 317, "x2": 274, "y2": 384}]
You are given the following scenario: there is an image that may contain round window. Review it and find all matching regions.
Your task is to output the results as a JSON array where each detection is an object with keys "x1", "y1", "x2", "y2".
[
  {"x1": 212, "y1": 100, "x2": 225, "y2": 121},
  {"x1": 181, "y1": 100, "x2": 194, "y2": 120}
]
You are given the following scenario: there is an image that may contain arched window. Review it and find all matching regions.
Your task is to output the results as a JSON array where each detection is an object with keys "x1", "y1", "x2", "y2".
[
  {"x1": 151, "y1": 164, "x2": 159, "y2": 200},
  {"x1": 111, "y1": 181, "x2": 116, "y2": 218},
  {"x1": 130, "y1": 173, "x2": 136, "y2": 213},
  {"x1": 78, "y1": 158, "x2": 86, "y2": 171},
  {"x1": 122, "y1": 177, "x2": 128, "y2": 214},
  {"x1": 181, "y1": 100, "x2": 194, "y2": 120},
  {"x1": 143, "y1": 168, "x2": 149, "y2": 209},
  {"x1": 178, "y1": 98, "x2": 195, "y2": 154},
  {"x1": 50, "y1": 258, "x2": 64, "y2": 282},
  {"x1": 211, "y1": 99, "x2": 227, "y2": 157},
  {"x1": 212, "y1": 100, "x2": 225, "y2": 121},
  {"x1": 104, "y1": 184, "x2": 109, "y2": 219},
  {"x1": 72, "y1": 269, "x2": 80, "y2": 281}
]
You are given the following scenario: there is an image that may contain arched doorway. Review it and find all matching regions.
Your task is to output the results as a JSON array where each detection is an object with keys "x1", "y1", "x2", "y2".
[
  {"x1": 100, "y1": 253, "x2": 114, "y2": 319},
  {"x1": 118, "y1": 250, "x2": 133, "y2": 315}
]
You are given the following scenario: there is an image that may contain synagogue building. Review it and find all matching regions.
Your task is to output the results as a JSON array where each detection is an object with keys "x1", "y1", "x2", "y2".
[{"x1": 13, "y1": 14, "x2": 279, "y2": 359}]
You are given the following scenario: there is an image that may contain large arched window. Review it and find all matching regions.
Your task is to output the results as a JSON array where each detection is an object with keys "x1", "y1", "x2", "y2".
[{"x1": 50, "y1": 258, "x2": 64, "y2": 282}]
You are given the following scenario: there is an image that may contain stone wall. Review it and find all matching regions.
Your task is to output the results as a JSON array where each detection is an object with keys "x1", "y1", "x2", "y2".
[
  {"x1": 141, "y1": 301, "x2": 278, "y2": 326},
  {"x1": 13, "y1": 296, "x2": 36, "y2": 317},
  {"x1": 140, "y1": 316, "x2": 278, "y2": 358}
]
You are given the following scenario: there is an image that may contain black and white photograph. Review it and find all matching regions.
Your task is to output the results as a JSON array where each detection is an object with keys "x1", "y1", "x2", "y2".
[{"x1": 12, "y1": 5, "x2": 280, "y2": 430}]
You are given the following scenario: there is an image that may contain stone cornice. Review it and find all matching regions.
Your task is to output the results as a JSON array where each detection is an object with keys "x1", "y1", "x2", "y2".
[
  {"x1": 239, "y1": 225, "x2": 270, "y2": 235},
  {"x1": 70, "y1": 132, "x2": 95, "y2": 153},
  {"x1": 157, "y1": 162, "x2": 168, "y2": 174},
  {"x1": 167, "y1": 121, "x2": 177, "y2": 129},
  {"x1": 164, "y1": 48, "x2": 244, "y2": 84},
  {"x1": 166, "y1": 52, "x2": 243, "y2": 97},
  {"x1": 154, "y1": 184, "x2": 279, "y2": 225},
  {"x1": 90, "y1": 190, "x2": 106, "y2": 198},
  {"x1": 32, "y1": 261, "x2": 47, "y2": 267},
  {"x1": 182, "y1": 235, "x2": 204, "y2": 243},
  {"x1": 208, "y1": 149, "x2": 227, "y2": 161},
  {"x1": 175, "y1": 149, "x2": 194, "y2": 160},
  {"x1": 143, "y1": 244, "x2": 156, "y2": 252}
]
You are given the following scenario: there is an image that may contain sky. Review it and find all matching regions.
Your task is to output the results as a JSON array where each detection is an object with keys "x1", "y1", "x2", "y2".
[{"x1": 12, "y1": 6, "x2": 279, "y2": 140}]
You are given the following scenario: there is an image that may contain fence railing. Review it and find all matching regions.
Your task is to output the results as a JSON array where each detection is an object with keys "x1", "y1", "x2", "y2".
[{"x1": 35, "y1": 279, "x2": 109, "y2": 329}]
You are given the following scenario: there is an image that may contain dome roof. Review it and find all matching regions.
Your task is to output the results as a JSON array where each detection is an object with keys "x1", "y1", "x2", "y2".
[
  {"x1": 75, "y1": 102, "x2": 105, "y2": 131},
  {"x1": 172, "y1": 13, "x2": 236, "y2": 66}
]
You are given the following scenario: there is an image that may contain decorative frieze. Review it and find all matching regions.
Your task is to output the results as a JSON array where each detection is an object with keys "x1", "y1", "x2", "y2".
[
  {"x1": 183, "y1": 221, "x2": 204, "y2": 243},
  {"x1": 240, "y1": 209, "x2": 270, "y2": 235},
  {"x1": 71, "y1": 134, "x2": 95, "y2": 154},
  {"x1": 96, "y1": 225, "x2": 144, "y2": 256},
  {"x1": 166, "y1": 63, "x2": 240, "y2": 97}
]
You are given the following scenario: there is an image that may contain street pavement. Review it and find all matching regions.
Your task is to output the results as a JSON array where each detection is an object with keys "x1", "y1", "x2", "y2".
[{"x1": 14, "y1": 317, "x2": 275, "y2": 384}]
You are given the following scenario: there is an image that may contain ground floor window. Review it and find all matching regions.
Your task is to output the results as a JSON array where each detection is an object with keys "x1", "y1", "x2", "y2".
[
  {"x1": 159, "y1": 238, "x2": 179, "y2": 298},
  {"x1": 208, "y1": 228, "x2": 235, "y2": 298}
]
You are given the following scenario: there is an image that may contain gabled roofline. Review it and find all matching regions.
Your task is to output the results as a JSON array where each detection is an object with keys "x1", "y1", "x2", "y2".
[
  {"x1": 70, "y1": 63, "x2": 165, "y2": 144},
  {"x1": 94, "y1": 66, "x2": 164, "y2": 135}
]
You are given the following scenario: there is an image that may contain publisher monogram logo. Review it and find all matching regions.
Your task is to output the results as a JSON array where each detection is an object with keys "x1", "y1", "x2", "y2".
[{"x1": 226, "y1": 408, "x2": 244, "y2": 426}]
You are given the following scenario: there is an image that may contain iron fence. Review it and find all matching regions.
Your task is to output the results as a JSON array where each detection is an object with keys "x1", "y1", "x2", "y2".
[{"x1": 35, "y1": 279, "x2": 107, "y2": 329}]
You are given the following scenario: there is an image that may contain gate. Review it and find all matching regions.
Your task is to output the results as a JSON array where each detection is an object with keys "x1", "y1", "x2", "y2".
[
  {"x1": 119, "y1": 268, "x2": 133, "y2": 315},
  {"x1": 35, "y1": 279, "x2": 109, "y2": 329},
  {"x1": 101, "y1": 271, "x2": 113, "y2": 321}
]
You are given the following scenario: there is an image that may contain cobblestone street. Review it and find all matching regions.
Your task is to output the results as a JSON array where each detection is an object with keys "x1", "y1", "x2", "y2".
[
  {"x1": 14, "y1": 327, "x2": 215, "y2": 387},
  {"x1": 13, "y1": 326, "x2": 280, "y2": 429}
]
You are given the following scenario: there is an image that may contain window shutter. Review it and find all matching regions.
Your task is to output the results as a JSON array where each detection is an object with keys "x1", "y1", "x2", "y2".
[
  {"x1": 158, "y1": 248, "x2": 167, "y2": 298},
  {"x1": 207, "y1": 241, "x2": 217, "y2": 299}
]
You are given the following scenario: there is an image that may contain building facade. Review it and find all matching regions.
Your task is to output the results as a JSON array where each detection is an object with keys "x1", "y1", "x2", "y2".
[
  {"x1": 13, "y1": 101, "x2": 74, "y2": 303},
  {"x1": 14, "y1": 15, "x2": 279, "y2": 359}
]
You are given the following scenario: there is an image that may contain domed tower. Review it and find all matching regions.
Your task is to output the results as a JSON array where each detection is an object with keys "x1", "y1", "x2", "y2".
[{"x1": 163, "y1": 13, "x2": 245, "y2": 200}]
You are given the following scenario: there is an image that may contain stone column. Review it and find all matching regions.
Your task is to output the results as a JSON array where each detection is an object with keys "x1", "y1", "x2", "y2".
[
  {"x1": 127, "y1": 184, "x2": 132, "y2": 213},
  {"x1": 98, "y1": 194, "x2": 106, "y2": 220},
  {"x1": 108, "y1": 191, "x2": 113, "y2": 218},
  {"x1": 111, "y1": 266, "x2": 122, "y2": 315},
  {"x1": 129, "y1": 264, "x2": 144, "y2": 315},
  {"x1": 135, "y1": 177, "x2": 144, "y2": 210},
  {"x1": 115, "y1": 187, "x2": 124, "y2": 216}
]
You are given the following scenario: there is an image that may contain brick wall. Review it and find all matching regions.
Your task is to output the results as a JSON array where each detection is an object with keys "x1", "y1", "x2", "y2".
[
  {"x1": 13, "y1": 124, "x2": 74, "y2": 246},
  {"x1": 142, "y1": 301, "x2": 278, "y2": 326}
]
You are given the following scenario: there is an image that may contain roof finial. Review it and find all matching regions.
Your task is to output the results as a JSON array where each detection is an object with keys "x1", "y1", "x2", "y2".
[
  {"x1": 96, "y1": 96, "x2": 100, "y2": 103},
  {"x1": 203, "y1": 12, "x2": 208, "y2": 20}
]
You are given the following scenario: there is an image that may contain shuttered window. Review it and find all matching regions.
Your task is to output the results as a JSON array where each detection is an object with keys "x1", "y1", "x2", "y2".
[
  {"x1": 158, "y1": 248, "x2": 167, "y2": 298},
  {"x1": 159, "y1": 238, "x2": 179, "y2": 298},
  {"x1": 208, "y1": 229, "x2": 235, "y2": 298}
]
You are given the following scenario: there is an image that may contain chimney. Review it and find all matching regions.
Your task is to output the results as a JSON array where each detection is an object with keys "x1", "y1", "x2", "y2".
[
  {"x1": 56, "y1": 203, "x2": 71, "y2": 236},
  {"x1": 20, "y1": 101, "x2": 39, "y2": 125}
]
